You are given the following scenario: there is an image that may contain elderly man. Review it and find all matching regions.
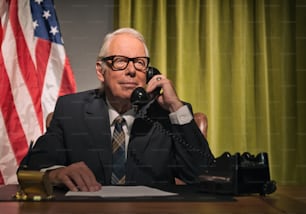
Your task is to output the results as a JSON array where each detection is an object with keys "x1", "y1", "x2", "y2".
[{"x1": 18, "y1": 28, "x2": 214, "y2": 192}]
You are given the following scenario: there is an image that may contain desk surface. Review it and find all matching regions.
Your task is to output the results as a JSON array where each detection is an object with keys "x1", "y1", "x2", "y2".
[{"x1": 0, "y1": 185, "x2": 305, "y2": 214}]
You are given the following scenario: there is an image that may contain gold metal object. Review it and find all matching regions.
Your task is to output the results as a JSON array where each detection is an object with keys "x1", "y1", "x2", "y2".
[{"x1": 15, "y1": 170, "x2": 54, "y2": 200}]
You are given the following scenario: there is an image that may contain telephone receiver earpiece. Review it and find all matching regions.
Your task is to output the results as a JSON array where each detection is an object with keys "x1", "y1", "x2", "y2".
[
  {"x1": 146, "y1": 66, "x2": 161, "y2": 83},
  {"x1": 131, "y1": 66, "x2": 161, "y2": 107}
]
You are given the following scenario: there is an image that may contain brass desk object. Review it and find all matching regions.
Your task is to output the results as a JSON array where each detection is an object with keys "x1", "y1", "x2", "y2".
[{"x1": 15, "y1": 170, "x2": 53, "y2": 200}]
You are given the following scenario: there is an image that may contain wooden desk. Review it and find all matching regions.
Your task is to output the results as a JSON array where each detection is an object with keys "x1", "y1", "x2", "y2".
[{"x1": 0, "y1": 185, "x2": 305, "y2": 214}]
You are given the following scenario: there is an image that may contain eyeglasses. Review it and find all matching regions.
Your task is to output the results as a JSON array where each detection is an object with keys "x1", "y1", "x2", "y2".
[{"x1": 101, "y1": 55, "x2": 150, "y2": 71}]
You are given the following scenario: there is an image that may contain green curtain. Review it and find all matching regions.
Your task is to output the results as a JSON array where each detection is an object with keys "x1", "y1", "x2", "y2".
[{"x1": 114, "y1": 0, "x2": 306, "y2": 185}]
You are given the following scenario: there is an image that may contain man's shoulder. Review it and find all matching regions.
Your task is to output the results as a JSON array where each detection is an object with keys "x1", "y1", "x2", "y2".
[
  {"x1": 54, "y1": 89, "x2": 105, "y2": 113},
  {"x1": 58, "y1": 89, "x2": 102, "y2": 101}
]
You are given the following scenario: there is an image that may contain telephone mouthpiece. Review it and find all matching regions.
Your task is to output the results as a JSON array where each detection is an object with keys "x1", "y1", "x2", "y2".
[{"x1": 130, "y1": 87, "x2": 149, "y2": 106}]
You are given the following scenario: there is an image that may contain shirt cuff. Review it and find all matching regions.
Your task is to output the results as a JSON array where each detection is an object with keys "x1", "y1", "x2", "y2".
[
  {"x1": 40, "y1": 165, "x2": 65, "y2": 172},
  {"x1": 169, "y1": 105, "x2": 193, "y2": 125}
]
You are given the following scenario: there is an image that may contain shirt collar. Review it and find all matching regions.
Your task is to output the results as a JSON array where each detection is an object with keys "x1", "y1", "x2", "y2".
[{"x1": 106, "y1": 98, "x2": 135, "y2": 131}]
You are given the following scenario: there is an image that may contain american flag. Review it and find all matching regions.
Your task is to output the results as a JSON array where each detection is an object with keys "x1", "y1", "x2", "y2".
[{"x1": 0, "y1": 0, "x2": 76, "y2": 184}]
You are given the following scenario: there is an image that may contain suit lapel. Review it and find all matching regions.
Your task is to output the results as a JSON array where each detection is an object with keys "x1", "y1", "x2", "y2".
[
  {"x1": 128, "y1": 103, "x2": 170, "y2": 165},
  {"x1": 129, "y1": 102, "x2": 168, "y2": 153},
  {"x1": 128, "y1": 117, "x2": 155, "y2": 158},
  {"x1": 84, "y1": 92, "x2": 112, "y2": 183}
]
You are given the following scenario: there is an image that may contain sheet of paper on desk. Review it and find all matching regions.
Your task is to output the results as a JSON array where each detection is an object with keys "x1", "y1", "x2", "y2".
[{"x1": 65, "y1": 186, "x2": 178, "y2": 198}]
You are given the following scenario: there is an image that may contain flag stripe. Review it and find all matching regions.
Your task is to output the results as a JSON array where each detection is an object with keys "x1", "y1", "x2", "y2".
[
  {"x1": 35, "y1": 39, "x2": 52, "y2": 117},
  {"x1": 41, "y1": 42, "x2": 67, "y2": 119},
  {"x1": 59, "y1": 57, "x2": 77, "y2": 96},
  {"x1": 10, "y1": 0, "x2": 44, "y2": 132},
  {"x1": 0, "y1": 11, "x2": 4, "y2": 185},
  {"x1": 0, "y1": 52, "x2": 29, "y2": 164},
  {"x1": 0, "y1": 111, "x2": 19, "y2": 184},
  {"x1": 0, "y1": 171, "x2": 3, "y2": 185},
  {"x1": 35, "y1": 39, "x2": 51, "y2": 84},
  {"x1": 36, "y1": 39, "x2": 53, "y2": 127}
]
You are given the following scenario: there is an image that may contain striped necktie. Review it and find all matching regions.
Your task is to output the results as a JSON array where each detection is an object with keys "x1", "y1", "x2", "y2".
[{"x1": 111, "y1": 116, "x2": 126, "y2": 184}]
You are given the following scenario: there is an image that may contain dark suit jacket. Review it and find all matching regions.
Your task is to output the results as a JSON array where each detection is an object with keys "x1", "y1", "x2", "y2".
[{"x1": 19, "y1": 89, "x2": 214, "y2": 185}]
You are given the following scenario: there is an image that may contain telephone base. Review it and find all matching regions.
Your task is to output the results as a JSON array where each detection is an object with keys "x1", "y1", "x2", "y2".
[{"x1": 199, "y1": 152, "x2": 277, "y2": 195}]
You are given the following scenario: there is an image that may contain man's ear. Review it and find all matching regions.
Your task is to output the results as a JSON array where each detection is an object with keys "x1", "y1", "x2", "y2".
[{"x1": 96, "y1": 62, "x2": 105, "y2": 82}]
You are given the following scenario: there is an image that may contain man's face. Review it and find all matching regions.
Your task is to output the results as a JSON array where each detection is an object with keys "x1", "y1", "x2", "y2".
[{"x1": 97, "y1": 34, "x2": 147, "y2": 103}]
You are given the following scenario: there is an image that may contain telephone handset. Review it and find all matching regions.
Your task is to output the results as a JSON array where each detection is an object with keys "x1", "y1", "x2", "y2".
[{"x1": 130, "y1": 66, "x2": 161, "y2": 107}]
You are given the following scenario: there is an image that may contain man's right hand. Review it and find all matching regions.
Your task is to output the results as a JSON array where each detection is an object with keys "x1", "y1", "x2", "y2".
[{"x1": 47, "y1": 161, "x2": 102, "y2": 192}]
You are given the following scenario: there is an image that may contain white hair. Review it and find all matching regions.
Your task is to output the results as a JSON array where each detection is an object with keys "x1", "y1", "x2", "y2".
[{"x1": 97, "y1": 27, "x2": 149, "y2": 59}]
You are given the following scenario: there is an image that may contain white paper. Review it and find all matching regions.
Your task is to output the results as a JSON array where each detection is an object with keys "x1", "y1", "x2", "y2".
[{"x1": 65, "y1": 186, "x2": 178, "y2": 198}]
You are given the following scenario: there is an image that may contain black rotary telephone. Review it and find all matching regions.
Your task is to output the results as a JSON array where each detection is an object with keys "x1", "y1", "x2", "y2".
[{"x1": 130, "y1": 66, "x2": 162, "y2": 107}]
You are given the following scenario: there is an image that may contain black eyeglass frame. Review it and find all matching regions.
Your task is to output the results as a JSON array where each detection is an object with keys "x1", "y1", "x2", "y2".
[{"x1": 101, "y1": 55, "x2": 150, "y2": 71}]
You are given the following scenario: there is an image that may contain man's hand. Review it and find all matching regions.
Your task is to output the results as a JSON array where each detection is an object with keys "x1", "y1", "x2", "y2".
[
  {"x1": 146, "y1": 75, "x2": 183, "y2": 112},
  {"x1": 47, "y1": 161, "x2": 101, "y2": 192}
]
